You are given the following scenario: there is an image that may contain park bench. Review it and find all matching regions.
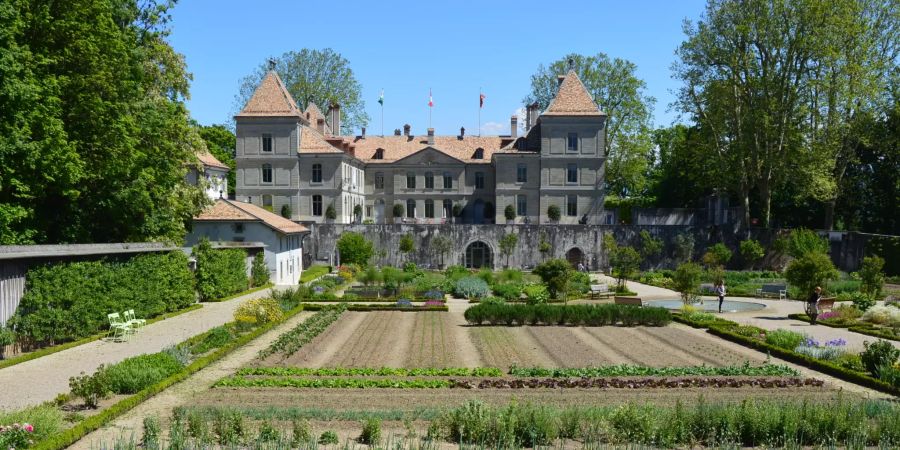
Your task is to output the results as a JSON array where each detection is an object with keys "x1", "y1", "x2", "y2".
[
  {"x1": 590, "y1": 284, "x2": 613, "y2": 299},
  {"x1": 756, "y1": 284, "x2": 787, "y2": 300},
  {"x1": 614, "y1": 296, "x2": 643, "y2": 307},
  {"x1": 816, "y1": 297, "x2": 836, "y2": 313}
]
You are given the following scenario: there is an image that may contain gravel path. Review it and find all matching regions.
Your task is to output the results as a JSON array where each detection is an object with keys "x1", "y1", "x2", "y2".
[{"x1": 0, "y1": 288, "x2": 276, "y2": 411}]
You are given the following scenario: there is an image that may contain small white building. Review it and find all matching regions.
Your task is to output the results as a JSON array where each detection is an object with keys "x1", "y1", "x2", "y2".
[
  {"x1": 186, "y1": 150, "x2": 230, "y2": 201},
  {"x1": 186, "y1": 199, "x2": 308, "y2": 285}
]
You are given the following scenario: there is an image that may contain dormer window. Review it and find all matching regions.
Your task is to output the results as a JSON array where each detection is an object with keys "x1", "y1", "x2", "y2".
[
  {"x1": 262, "y1": 134, "x2": 273, "y2": 152},
  {"x1": 473, "y1": 148, "x2": 484, "y2": 159},
  {"x1": 373, "y1": 148, "x2": 384, "y2": 160}
]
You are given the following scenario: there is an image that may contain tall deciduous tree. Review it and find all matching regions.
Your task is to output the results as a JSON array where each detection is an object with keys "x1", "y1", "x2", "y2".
[
  {"x1": 524, "y1": 53, "x2": 656, "y2": 197},
  {"x1": 234, "y1": 49, "x2": 369, "y2": 134},
  {"x1": 0, "y1": 0, "x2": 207, "y2": 244}
]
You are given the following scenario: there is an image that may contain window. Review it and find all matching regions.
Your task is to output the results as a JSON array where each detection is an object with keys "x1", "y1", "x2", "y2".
[
  {"x1": 566, "y1": 195, "x2": 577, "y2": 216},
  {"x1": 262, "y1": 194, "x2": 273, "y2": 211},
  {"x1": 262, "y1": 134, "x2": 273, "y2": 152},
  {"x1": 374, "y1": 172, "x2": 384, "y2": 189},
  {"x1": 473, "y1": 148, "x2": 484, "y2": 159},
  {"x1": 425, "y1": 199, "x2": 434, "y2": 218},
  {"x1": 567, "y1": 163, "x2": 578, "y2": 183},
  {"x1": 442, "y1": 199, "x2": 452, "y2": 218},
  {"x1": 262, "y1": 164, "x2": 273, "y2": 183},
  {"x1": 443, "y1": 172, "x2": 452, "y2": 189},
  {"x1": 567, "y1": 133, "x2": 578, "y2": 152},
  {"x1": 516, "y1": 164, "x2": 527, "y2": 183},
  {"x1": 312, "y1": 195, "x2": 323, "y2": 216},
  {"x1": 425, "y1": 172, "x2": 434, "y2": 189},
  {"x1": 234, "y1": 223, "x2": 244, "y2": 233},
  {"x1": 516, "y1": 195, "x2": 527, "y2": 216},
  {"x1": 406, "y1": 172, "x2": 416, "y2": 189},
  {"x1": 406, "y1": 199, "x2": 416, "y2": 218},
  {"x1": 312, "y1": 163, "x2": 322, "y2": 183},
  {"x1": 475, "y1": 172, "x2": 484, "y2": 189},
  {"x1": 373, "y1": 148, "x2": 384, "y2": 159}
]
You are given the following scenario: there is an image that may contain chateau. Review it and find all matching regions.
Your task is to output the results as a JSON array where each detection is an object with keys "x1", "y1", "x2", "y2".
[{"x1": 233, "y1": 68, "x2": 609, "y2": 226}]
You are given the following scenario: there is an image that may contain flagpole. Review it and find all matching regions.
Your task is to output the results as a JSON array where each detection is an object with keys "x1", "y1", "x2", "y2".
[{"x1": 478, "y1": 87, "x2": 481, "y2": 137}]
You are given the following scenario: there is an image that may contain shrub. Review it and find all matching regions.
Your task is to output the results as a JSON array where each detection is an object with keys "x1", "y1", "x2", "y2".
[
  {"x1": 764, "y1": 329, "x2": 807, "y2": 350},
  {"x1": 280, "y1": 204, "x2": 291, "y2": 219},
  {"x1": 702, "y1": 243, "x2": 732, "y2": 268},
  {"x1": 739, "y1": 239, "x2": 765, "y2": 269},
  {"x1": 325, "y1": 204, "x2": 336, "y2": 220},
  {"x1": 399, "y1": 234, "x2": 415, "y2": 257},
  {"x1": 673, "y1": 233, "x2": 695, "y2": 262},
  {"x1": 861, "y1": 305, "x2": 900, "y2": 327},
  {"x1": 504, "y1": 204, "x2": 516, "y2": 220},
  {"x1": 392, "y1": 203, "x2": 404, "y2": 218},
  {"x1": 838, "y1": 291, "x2": 877, "y2": 311},
  {"x1": 336, "y1": 232, "x2": 374, "y2": 266},
  {"x1": 861, "y1": 340, "x2": 900, "y2": 376},
  {"x1": 69, "y1": 365, "x2": 110, "y2": 408},
  {"x1": 250, "y1": 252, "x2": 269, "y2": 287},
  {"x1": 534, "y1": 258, "x2": 574, "y2": 300},
  {"x1": 445, "y1": 265, "x2": 470, "y2": 281},
  {"x1": 105, "y1": 352, "x2": 184, "y2": 394},
  {"x1": 547, "y1": 204, "x2": 561, "y2": 221},
  {"x1": 497, "y1": 268, "x2": 524, "y2": 284},
  {"x1": 0, "y1": 405, "x2": 65, "y2": 445},
  {"x1": 10, "y1": 251, "x2": 194, "y2": 345},
  {"x1": 787, "y1": 228, "x2": 829, "y2": 258},
  {"x1": 784, "y1": 252, "x2": 839, "y2": 298},
  {"x1": 638, "y1": 230, "x2": 663, "y2": 262},
  {"x1": 233, "y1": 297, "x2": 284, "y2": 326},
  {"x1": 194, "y1": 238, "x2": 249, "y2": 301},
  {"x1": 493, "y1": 282, "x2": 523, "y2": 301},
  {"x1": 291, "y1": 419, "x2": 312, "y2": 447},
  {"x1": 318, "y1": 430, "x2": 339, "y2": 445},
  {"x1": 0, "y1": 326, "x2": 14, "y2": 358},
  {"x1": 523, "y1": 284, "x2": 549, "y2": 305},
  {"x1": 190, "y1": 325, "x2": 234, "y2": 355},
  {"x1": 455, "y1": 276, "x2": 490, "y2": 300},
  {"x1": 463, "y1": 303, "x2": 671, "y2": 327},
  {"x1": 476, "y1": 268, "x2": 494, "y2": 285},
  {"x1": 359, "y1": 418, "x2": 382, "y2": 445},
  {"x1": 671, "y1": 263, "x2": 702, "y2": 305},
  {"x1": 609, "y1": 246, "x2": 641, "y2": 289},
  {"x1": 859, "y1": 256, "x2": 886, "y2": 300}
]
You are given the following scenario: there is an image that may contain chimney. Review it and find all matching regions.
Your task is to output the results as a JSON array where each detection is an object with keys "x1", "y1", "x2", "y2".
[
  {"x1": 360, "y1": 127, "x2": 366, "y2": 139},
  {"x1": 526, "y1": 102, "x2": 539, "y2": 130},
  {"x1": 394, "y1": 128, "x2": 401, "y2": 136},
  {"x1": 329, "y1": 104, "x2": 341, "y2": 136},
  {"x1": 317, "y1": 118, "x2": 325, "y2": 134},
  {"x1": 403, "y1": 124, "x2": 411, "y2": 136},
  {"x1": 510, "y1": 115, "x2": 518, "y2": 139},
  {"x1": 459, "y1": 126, "x2": 465, "y2": 140},
  {"x1": 427, "y1": 128, "x2": 435, "y2": 145},
  {"x1": 557, "y1": 74, "x2": 566, "y2": 87}
]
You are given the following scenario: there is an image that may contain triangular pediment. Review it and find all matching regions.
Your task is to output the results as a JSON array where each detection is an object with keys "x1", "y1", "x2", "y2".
[{"x1": 394, "y1": 146, "x2": 465, "y2": 165}]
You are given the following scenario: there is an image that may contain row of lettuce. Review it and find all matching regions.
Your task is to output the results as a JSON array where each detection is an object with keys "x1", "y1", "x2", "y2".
[{"x1": 1, "y1": 238, "x2": 268, "y2": 357}]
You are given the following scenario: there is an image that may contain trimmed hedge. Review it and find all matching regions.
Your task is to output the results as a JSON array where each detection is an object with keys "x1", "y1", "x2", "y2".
[
  {"x1": 463, "y1": 303, "x2": 671, "y2": 326},
  {"x1": 302, "y1": 304, "x2": 448, "y2": 312},
  {"x1": 32, "y1": 303, "x2": 308, "y2": 450},
  {"x1": 788, "y1": 313, "x2": 900, "y2": 342},
  {"x1": 10, "y1": 252, "x2": 194, "y2": 345},
  {"x1": 194, "y1": 239, "x2": 249, "y2": 301},
  {"x1": 200, "y1": 283, "x2": 273, "y2": 303}
]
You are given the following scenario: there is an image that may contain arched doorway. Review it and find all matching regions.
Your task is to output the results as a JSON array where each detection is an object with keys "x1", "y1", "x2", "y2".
[
  {"x1": 464, "y1": 241, "x2": 493, "y2": 269},
  {"x1": 473, "y1": 199, "x2": 485, "y2": 224},
  {"x1": 566, "y1": 247, "x2": 584, "y2": 268}
]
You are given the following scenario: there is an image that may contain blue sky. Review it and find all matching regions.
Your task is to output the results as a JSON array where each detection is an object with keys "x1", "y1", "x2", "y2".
[{"x1": 170, "y1": 0, "x2": 707, "y2": 135}]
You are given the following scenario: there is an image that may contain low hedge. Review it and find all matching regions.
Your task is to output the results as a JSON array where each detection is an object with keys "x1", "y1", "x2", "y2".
[
  {"x1": 32, "y1": 304, "x2": 307, "y2": 450},
  {"x1": 201, "y1": 283, "x2": 273, "y2": 303},
  {"x1": 300, "y1": 265, "x2": 330, "y2": 283},
  {"x1": 707, "y1": 325, "x2": 900, "y2": 397},
  {"x1": 305, "y1": 296, "x2": 436, "y2": 303},
  {"x1": 194, "y1": 239, "x2": 248, "y2": 301},
  {"x1": 671, "y1": 313, "x2": 739, "y2": 329},
  {"x1": 302, "y1": 304, "x2": 448, "y2": 312},
  {"x1": 788, "y1": 313, "x2": 900, "y2": 342},
  {"x1": 463, "y1": 303, "x2": 671, "y2": 326}
]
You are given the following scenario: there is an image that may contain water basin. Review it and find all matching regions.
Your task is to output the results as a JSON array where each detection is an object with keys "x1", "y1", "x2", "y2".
[{"x1": 646, "y1": 299, "x2": 766, "y2": 313}]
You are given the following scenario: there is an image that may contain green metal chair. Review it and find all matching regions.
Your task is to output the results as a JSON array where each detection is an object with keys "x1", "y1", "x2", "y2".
[
  {"x1": 106, "y1": 313, "x2": 132, "y2": 342},
  {"x1": 123, "y1": 309, "x2": 146, "y2": 330}
]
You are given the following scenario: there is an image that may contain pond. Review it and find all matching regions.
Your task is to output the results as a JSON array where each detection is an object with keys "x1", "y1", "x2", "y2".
[{"x1": 646, "y1": 299, "x2": 767, "y2": 313}]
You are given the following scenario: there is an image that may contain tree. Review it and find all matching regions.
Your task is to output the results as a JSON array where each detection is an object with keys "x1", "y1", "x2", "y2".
[
  {"x1": 858, "y1": 256, "x2": 885, "y2": 300},
  {"x1": 393, "y1": 204, "x2": 404, "y2": 219},
  {"x1": 787, "y1": 229, "x2": 829, "y2": 259},
  {"x1": 251, "y1": 252, "x2": 269, "y2": 287},
  {"x1": 234, "y1": 49, "x2": 368, "y2": 134},
  {"x1": 504, "y1": 204, "x2": 516, "y2": 221},
  {"x1": 533, "y1": 259, "x2": 574, "y2": 301},
  {"x1": 547, "y1": 205, "x2": 561, "y2": 222},
  {"x1": 538, "y1": 233, "x2": 552, "y2": 260},
  {"x1": 325, "y1": 204, "x2": 336, "y2": 220},
  {"x1": 0, "y1": 0, "x2": 207, "y2": 244},
  {"x1": 638, "y1": 230, "x2": 663, "y2": 266},
  {"x1": 739, "y1": 239, "x2": 765, "y2": 269},
  {"x1": 197, "y1": 124, "x2": 236, "y2": 197},
  {"x1": 358, "y1": 265, "x2": 382, "y2": 287},
  {"x1": 673, "y1": 233, "x2": 695, "y2": 263},
  {"x1": 525, "y1": 53, "x2": 656, "y2": 196},
  {"x1": 648, "y1": 125, "x2": 718, "y2": 207},
  {"x1": 702, "y1": 243, "x2": 732, "y2": 269},
  {"x1": 280, "y1": 204, "x2": 292, "y2": 219},
  {"x1": 336, "y1": 232, "x2": 373, "y2": 266},
  {"x1": 398, "y1": 234, "x2": 415, "y2": 262},
  {"x1": 499, "y1": 233, "x2": 519, "y2": 268},
  {"x1": 784, "y1": 251, "x2": 839, "y2": 298},
  {"x1": 431, "y1": 235, "x2": 453, "y2": 268},
  {"x1": 452, "y1": 203, "x2": 463, "y2": 218},
  {"x1": 610, "y1": 246, "x2": 641, "y2": 290},
  {"x1": 672, "y1": 262, "x2": 703, "y2": 305}
]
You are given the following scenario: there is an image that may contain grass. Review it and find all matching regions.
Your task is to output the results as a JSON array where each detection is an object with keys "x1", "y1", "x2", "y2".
[
  {"x1": 300, "y1": 265, "x2": 330, "y2": 284},
  {"x1": 201, "y1": 283, "x2": 274, "y2": 303},
  {"x1": 0, "y1": 404, "x2": 66, "y2": 443}
]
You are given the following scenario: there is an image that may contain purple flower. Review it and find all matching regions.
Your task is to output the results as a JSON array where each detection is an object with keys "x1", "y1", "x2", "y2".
[
  {"x1": 805, "y1": 337, "x2": 820, "y2": 347},
  {"x1": 825, "y1": 338, "x2": 846, "y2": 347}
]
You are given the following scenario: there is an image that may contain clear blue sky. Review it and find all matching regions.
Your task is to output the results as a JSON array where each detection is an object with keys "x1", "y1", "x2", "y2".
[{"x1": 169, "y1": 0, "x2": 707, "y2": 135}]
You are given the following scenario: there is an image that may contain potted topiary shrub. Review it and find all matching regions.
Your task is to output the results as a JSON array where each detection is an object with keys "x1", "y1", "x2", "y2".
[
  {"x1": 392, "y1": 203, "x2": 404, "y2": 223},
  {"x1": 452, "y1": 203, "x2": 463, "y2": 224},
  {"x1": 547, "y1": 204, "x2": 561, "y2": 222},
  {"x1": 504, "y1": 204, "x2": 516, "y2": 223},
  {"x1": 280, "y1": 204, "x2": 292, "y2": 219},
  {"x1": 324, "y1": 204, "x2": 337, "y2": 222},
  {"x1": 353, "y1": 204, "x2": 363, "y2": 223}
]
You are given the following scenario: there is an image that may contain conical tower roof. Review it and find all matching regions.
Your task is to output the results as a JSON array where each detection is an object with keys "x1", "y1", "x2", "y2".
[
  {"x1": 543, "y1": 70, "x2": 605, "y2": 116},
  {"x1": 235, "y1": 71, "x2": 302, "y2": 118}
]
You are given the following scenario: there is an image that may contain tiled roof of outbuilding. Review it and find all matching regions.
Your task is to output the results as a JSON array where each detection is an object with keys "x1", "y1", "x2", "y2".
[
  {"x1": 543, "y1": 70, "x2": 605, "y2": 116},
  {"x1": 197, "y1": 150, "x2": 229, "y2": 170},
  {"x1": 195, "y1": 199, "x2": 308, "y2": 234},
  {"x1": 235, "y1": 71, "x2": 303, "y2": 118}
]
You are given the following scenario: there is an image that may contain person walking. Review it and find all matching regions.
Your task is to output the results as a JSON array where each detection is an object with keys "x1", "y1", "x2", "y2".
[
  {"x1": 716, "y1": 280, "x2": 726, "y2": 313},
  {"x1": 806, "y1": 286, "x2": 823, "y2": 324}
]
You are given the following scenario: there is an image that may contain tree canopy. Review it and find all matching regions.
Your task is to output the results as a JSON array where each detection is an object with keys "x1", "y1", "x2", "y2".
[
  {"x1": 234, "y1": 48, "x2": 369, "y2": 134},
  {"x1": 197, "y1": 123, "x2": 236, "y2": 197}
]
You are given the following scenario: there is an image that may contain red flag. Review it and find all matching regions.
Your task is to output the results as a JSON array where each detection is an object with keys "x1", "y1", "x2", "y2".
[
  {"x1": 428, "y1": 89, "x2": 433, "y2": 108},
  {"x1": 479, "y1": 92, "x2": 485, "y2": 108}
]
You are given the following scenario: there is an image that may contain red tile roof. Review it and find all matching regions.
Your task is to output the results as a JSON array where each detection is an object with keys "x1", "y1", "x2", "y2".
[
  {"x1": 235, "y1": 71, "x2": 304, "y2": 118},
  {"x1": 195, "y1": 199, "x2": 307, "y2": 234},
  {"x1": 339, "y1": 135, "x2": 514, "y2": 163},
  {"x1": 543, "y1": 70, "x2": 605, "y2": 116},
  {"x1": 197, "y1": 150, "x2": 229, "y2": 170}
]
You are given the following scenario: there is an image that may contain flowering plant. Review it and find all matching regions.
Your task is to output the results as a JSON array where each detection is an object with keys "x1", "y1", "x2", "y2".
[
  {"x1": 423, "y1": 290, "x2": 444, "y2": 300},
  {"x1": 0, "y1": 423, "x2": 34, "y2": 449},
  {"x1": 423, "y1": 300, "x2": 444, "y2": 307},
  {"x1": 825, "y1": 338, "x2": 847, "y2": 347}
]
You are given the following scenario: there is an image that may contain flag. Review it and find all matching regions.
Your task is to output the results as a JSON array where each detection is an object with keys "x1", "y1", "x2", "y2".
[
  {"x1": 428, "y1": 89, "x2": 433, "y2": 108},
  {"x1": 378, "y1": 89, "x2": 383, "y2": 106},
  {"x1": 479, "y1": 92, "x2": 486, "y2": 108}
]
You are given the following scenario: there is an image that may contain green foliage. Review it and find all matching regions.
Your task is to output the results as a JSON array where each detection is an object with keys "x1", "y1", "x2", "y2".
[
  {"x1": 784, "y1": 251, "x2": 839, "y2": 297},
  {"x1": 69, "y1": 366, "x2": 110, "y2": 408},
  {"x1": 105, "y1": 353, "x2": 185, "y2": 395},
  {"x1": 392, "y1": 203, "x2": 404, "y2": 218},
  {"x1": 357, "y1": 265, "x2": 382, "y2": 287},
  {"x1": 861, "y1": 340, "x2": 900, "y2": 377},
  {"x1": 359, "y1": 418, "x2": 382, "y2": 445},
  {"x1": 533, "y1": 258, "x2": 574, "y2": 300},
  {"x1": 250, "y1": 253, "x2": 269, "y2": 287},
  {"x1": 463, "y1": 303, "x2": 671, "y2": 327},
  {"x1": 194, "y1": 238, "x2": 249, "y2": 301},
  {"x1": 299, "y1": 265, "x2": 329, "y2": 283},
  {"x1": 508, "y1": 363, "x2": 799, "y2": 377},
  {"x1": 198, "y1": 124, "x2": 236, "y2": 197},
  {"x1": 233, "y1": 297, "x2": 284, "y2": 326},
  {"x1": 673, "y1": 233, "x2": 695, "y2": 263},
  {"x1": 189, "y1": 326, "x2": 235, "y2": 356},
  {"x1": 237, "y1": 367, "x2": 502, "y2": 377},
  {"x1": 787, "y1": 229, "x2": 829, "y2": 259},
  {"x1": 858, "y1": 256, "x2": 885, "y2": 299},
  {"x1": 451, "y1": 203, "x2": 463, "y2": 217},
  {"x1": 702, "y1": 243, "x2": 732, "y2": 268},
  {"x1": 430, "y1": 235, "x2": 453, "y2": 267},
  {"x1": 280, "y1": 204, "x2": 291, "y2": 219},
  {"x1": 217, "y1": 377, "x2": 451, "y2": 389},
  {"x1": 324, "y1": 204, "x2": 336, "y2": 220},
  {"x1": 493, "y1": 282, "x2": 523, "y2": 301},
  {"x1": 609, "y1": 246, "x2": 641, "y2": 289},
  {"x1": 497, "y1": 269, "x2": 524, "y2": 284},
  {"x1": 739, "y1": 239, "x2": 765, "y2": 269},
  {"x1": 546, "y1": 204, "x2": 561, "y2": 221},
  {"x1": 503, "y1": 204, "x2": 515, "y2": 220},
  {"x1": 0, "y1": 325, "x2": 14, "y2": 349},
  {"x1": 523, "y1": 284, "x2": 549, "y2": 305},
  {"x1": 398, "y1": 234, "x2": 414, "y2": 255},
  {"x1": 318, "y1": 430, "x2": 339, "y2": 445},
  {"x1": 291, "y1": 419, "x2": 312, "y2": 447},
  {"x1": 671, "y1": 263, "x2": 702, "y2": 304},
  {"x1": 498, "y1": 233, "x2": 518, "y2": 267},
  {"x1": 335, "y1": 232, "x2": 373, "y2": 266},
  {"x1": 763, "y1": 329, "x2": 807, "y2": 351},
  {"x1": 454, "y1": 276, "x2": 490, "y2": 300},
  {"x1": 638, "y1": 230, "x2": 663, "y2": 261},
  {"x1": 0, "y1": 405, "x2": 65, "y2": 444},
  {"x1": 11, "y1": 252, "x2": 194, "y2": 344},
  {"x1": 258, "y1": 305, "x2": 345, "y2": 359}
]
